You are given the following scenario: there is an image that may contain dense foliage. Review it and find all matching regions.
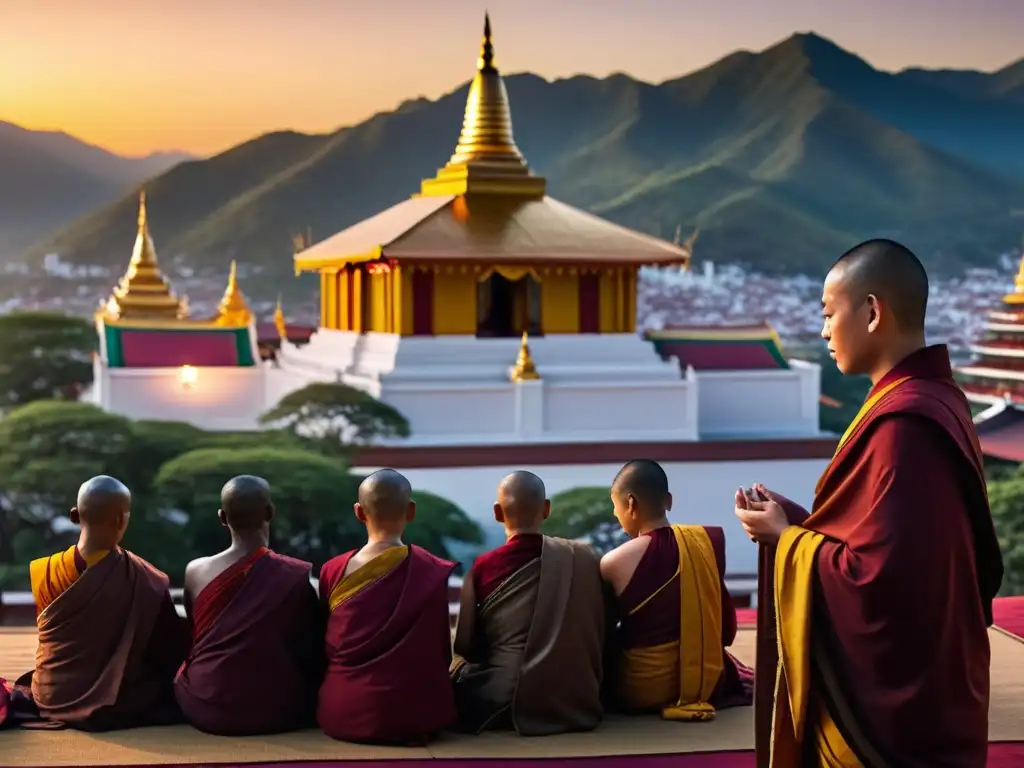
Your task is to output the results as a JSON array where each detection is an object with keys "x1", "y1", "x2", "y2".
[
  {"x1": 0, "y1": 312, "x2": 95, "y2": 411},
  {"x1": 543, "y1": 486, "x2": 627, "y2": 555},
  {"x1": 984, "y1": 476, "x2": 1024, "y2": 597},
  {"x1": 0, "y1": 399, "x2": 481, "y2": 589}
]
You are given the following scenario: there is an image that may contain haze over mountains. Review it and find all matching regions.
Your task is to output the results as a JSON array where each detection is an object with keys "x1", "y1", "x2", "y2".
[
  {"x1": 0, "y1": 121, "x2": 192, "y2": 255},
  {"x1": 9, "y1": 32, "x2": 1024, "y2": 285}
]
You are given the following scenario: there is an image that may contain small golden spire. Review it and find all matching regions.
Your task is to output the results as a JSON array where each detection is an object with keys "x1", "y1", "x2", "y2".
[
  {"x1": 273, "y1": 294, "x2": 288, "y2": 338},
  {"x1": 1003, "y1": 253, "x2": 1024, "y2": 305},
  {"x1": 419, "y1": 13, "x2": 546, "y2": 198},
  {"x1": 99, "y1": 190, "x2": 188, "y2": 322},
  {"x1": 214, "y1": 260, "x2": 253, "y2": 326},
  {"x1": 510, "y1": 331, "x2": 541, "y2": 381}
]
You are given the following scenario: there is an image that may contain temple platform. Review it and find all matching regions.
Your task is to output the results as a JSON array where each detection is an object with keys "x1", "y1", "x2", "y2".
[{"x1": 3, "y1": 603, "x2": 1023, "y2": 767}]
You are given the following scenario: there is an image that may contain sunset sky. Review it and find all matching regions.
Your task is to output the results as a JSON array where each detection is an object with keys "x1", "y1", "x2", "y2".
[{"x1": 2, "y1": 0, "x2": 1022, "y2": 158}]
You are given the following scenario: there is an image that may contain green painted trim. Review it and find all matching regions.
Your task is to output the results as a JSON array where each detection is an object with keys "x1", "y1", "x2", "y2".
[
  {"x1": 104, "y1": 325, "x2": 125, "y2": 367},
  {"x1": 234, "y1": 329, "x2": 255, "y2": 366}
]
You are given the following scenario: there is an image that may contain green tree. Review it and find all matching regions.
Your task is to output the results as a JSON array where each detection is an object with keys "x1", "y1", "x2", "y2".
[
  {"x1": 0, "y1": 401, "x2": 135, "y2": 564},
  {"x1": 259, "y1": 382, "x2": 410, "y2": 455},
  {"x1": 152, "y1": 446, "x2": 369, "y2": 578},
  {"x1": 987, "y1": 477, "x2": 1024, "y2": 597},
  {"x1": 402, "y1": 489, "x2": 484, "y2": 566},
  {"x1": 0, "y1": 311, "x2": 96, "y2": 410},
  {"x1": 543, "y1": 486, "x2": 627, "y2": 555}
]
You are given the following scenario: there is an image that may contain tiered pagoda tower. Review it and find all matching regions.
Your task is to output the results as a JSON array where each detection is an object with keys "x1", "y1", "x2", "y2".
[
  {"x1": 956, "y1": 255, "x2": 1024, "y2": 406},
  {"x1": 90, "y1": 192, "x2": 264, "y2": 429},
  {"x1": 275, "y1": 15, "x2": 822, "y2": 446}
]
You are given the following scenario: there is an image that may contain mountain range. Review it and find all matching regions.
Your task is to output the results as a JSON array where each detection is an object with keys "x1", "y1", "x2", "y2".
[
  {"x1": 0, "y1": 121, "x2": 192, "y2": 256},
  {"x1": 11, "y1": 32, "x2": 1024, "y2": 286}
]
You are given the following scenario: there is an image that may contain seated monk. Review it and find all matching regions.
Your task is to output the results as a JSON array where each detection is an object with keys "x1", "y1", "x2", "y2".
[
  {"x1": 451, "y1": 471, "x2": 605, "y2": 736},
  {"x1": 22, "y1": 476, "x2": 189, "y2": 730},
  {"x1": 600, "y1": 460, "x2": 753, "y2": 720},
  {"x1": 317, "y1": 469, "x2": 457, "y2": 745},
  {"x1": 174, "y1": 475, "x2": 323, "y2": 735}
]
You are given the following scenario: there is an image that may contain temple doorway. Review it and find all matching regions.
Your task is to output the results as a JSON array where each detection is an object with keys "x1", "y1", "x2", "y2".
[{"x1": 476, "y1": 273, "x2": 541, "y2": 337}]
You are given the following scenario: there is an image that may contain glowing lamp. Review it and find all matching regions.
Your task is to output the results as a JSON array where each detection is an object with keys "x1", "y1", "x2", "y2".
[{"x1": 179, "y1": 365, "x2": 198, "y2": 388}]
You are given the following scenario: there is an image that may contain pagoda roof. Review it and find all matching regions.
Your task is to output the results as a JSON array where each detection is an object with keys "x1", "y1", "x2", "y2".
[
  {"x1": 974, "y1": 401, "x2": 1024, "y2": 462},
  {"x1": 644, "y1": 323, "x2": 789, "y2": 371},
  {"x1": 101, "y1": 324, "x2": 257, "y2": 368},
  {"x1": 294, "y1": 193, "x2": 692, "y2": 272}
]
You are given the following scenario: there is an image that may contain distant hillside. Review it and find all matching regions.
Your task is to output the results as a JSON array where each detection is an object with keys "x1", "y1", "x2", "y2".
[
  {"x1": 29, "y1": 32, "x2": 1024, "y2": 286},
  {"x1": 0, "y1": 122, "x2": 192, "y2": 257}
]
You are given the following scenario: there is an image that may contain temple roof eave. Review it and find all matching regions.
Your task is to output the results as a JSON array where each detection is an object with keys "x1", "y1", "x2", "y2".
[{"x1": 957, "y1": 365, "x2": 1024, "y2": 383}]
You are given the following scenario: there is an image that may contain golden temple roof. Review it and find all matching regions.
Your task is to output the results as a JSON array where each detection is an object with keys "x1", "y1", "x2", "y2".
[
  {"x1": 510, "y1": 331, "x2": 540, "y2": 381},
  {"x1": 295, "y1": 194, "x2": 693, "y2": 271},
  {"x1": 99, "y1": 191, "x2": 189, "y2": 323},
  {"x1": 419, "y1": 14, "x2": 546, "y2": 198},
  {"x1": 214, "y1": 260, "x2": 254, "y2": 327}
]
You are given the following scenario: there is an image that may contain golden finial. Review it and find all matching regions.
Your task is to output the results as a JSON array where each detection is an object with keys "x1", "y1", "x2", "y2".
[
  {"x1": 680, "y1": 228, "x2": 698, "y2": 272},
  {"x1": 274, "y1": 294, "x2": 288, "y2": 339},
  {"x1": 419, "y1": 13, "x2": 546, "y2": 197},
  {"x1": 1004, "y1": 253, "x2": 1024, "y2": 305},
  {"x1": 214, "y1": 260, "x2": 253, "y2": 326},
  {"x1": 510, "y1": 331, "x2": 541, "y2": 381},
  {"x1": 98, "y1": 190, "x2": 188, "y2": 322}
]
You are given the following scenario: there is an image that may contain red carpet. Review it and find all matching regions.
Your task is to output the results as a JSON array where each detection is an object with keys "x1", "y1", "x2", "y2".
[
  {"x1": 994, "y1": 595, "x2": 1024, "y2": 640},
  {"x1": 24, "y1": 744, "x2": 1024, "y2": 767}
]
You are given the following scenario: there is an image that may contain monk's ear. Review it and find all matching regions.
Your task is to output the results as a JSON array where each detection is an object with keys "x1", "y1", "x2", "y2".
[
  {"x1": 665, "y1": 492, "x2": 673, "y2": 512},
  {"x1": 353, "y1": 503, "x2": 368, "y2": 523},
  {"x1": 406, "y1": 500, "x2": 416, "y2": 522},
  {"x1": 541, "y1": 498, "x2": 551, "y2": 521},
  {"x1": 265, "y1": 503, "x2": 274, "y2": 523},
  {"x1": 69, "y1": 507, "x2": 80, "y2": 525},
  {"x1": 217, "y1": 508, "x2": 228, "y2": 528},
  {"x1": 493, "y1": 503, "x2": 505, "y2": 524},
  {"x1": 865, "y1": 294, "x2": 881, "y2": 333}
]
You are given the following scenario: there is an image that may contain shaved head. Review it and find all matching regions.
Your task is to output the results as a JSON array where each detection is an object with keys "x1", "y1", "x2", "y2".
[
  {"x1": 220, "y1": 475, "x2": 273, "y2": 532},
  {"x1": 75, "y1": 475, "x2": 131, "y2": 524},
  {"x1": 358, "y1": 469, "x2": 413, "y2": 521},
  {"x1": 495, "y1": 471, "x2": 548, "y2": 528},
  {"x1": 612, "y1": 460, "x2": 670, "y2": 514},
  {"x1": 829, "y1": 239, "x2": 929, "y2": 332}
]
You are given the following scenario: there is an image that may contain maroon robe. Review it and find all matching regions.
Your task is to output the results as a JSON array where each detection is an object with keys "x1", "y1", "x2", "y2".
[
  {"x1": 472, "y1": 533, "x2": 543, "y2": 602},
  {"x1": 174, "y1": 550, "x2": 322, "y2": 735},
  {"x1": 756, "y1": 345, "x2": 1003, "y2": 766},
  {"x1": 21, "y1": 548, "x2": 189, "y2": 731},
  {"x1": 317, "y1": 546, "x2": 457, "y2": 745},
  {"x1": 612, "y1": 525, "x2": 753, "y2": 711}
]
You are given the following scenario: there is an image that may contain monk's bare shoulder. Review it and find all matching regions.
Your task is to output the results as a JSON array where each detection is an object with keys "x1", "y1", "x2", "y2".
[
  {"x1": 600, "y1": 537, "x2": 650, "y2": 596},
  {"x1": 182, "y1": 555, "x2": 214, "y2": 598}
]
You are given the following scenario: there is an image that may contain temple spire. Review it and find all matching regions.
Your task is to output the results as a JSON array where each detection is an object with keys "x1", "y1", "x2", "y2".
[
  {"x1": 99, "y1": 190, "x2": 188, "y2": 322},
  {"x1": 274, "y1": 294, "x2": 288, "y2": 338},
  {"x1": 510, "y1": 331, "x2": 541, "y2": 381},
  {"x1": 214, "y1": 260, "x2": 253, "y2": 326},
  {"x1": 419, "y1": 13, "x2": 546, "y2": 198}
]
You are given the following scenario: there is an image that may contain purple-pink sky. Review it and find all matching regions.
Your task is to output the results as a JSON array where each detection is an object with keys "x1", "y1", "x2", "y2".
[{"x1": 1, "y1": 0, "x2": 1021, "y2": 157}]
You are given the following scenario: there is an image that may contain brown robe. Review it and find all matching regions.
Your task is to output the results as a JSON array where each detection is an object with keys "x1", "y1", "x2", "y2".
[
  {"x1": 25, "y1": 548, "x2": 188, "y2": 730},
  {"x1": 450, "y1": 536, "x2": 606, "y2": 736}
]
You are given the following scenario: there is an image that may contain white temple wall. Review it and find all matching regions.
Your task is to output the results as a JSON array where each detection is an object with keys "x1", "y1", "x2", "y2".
[
  {"x1": 353, "y1": 456, "x2": 828, "y2": 579},
  {"x1": 95, "y1": 363, "x2": 267, "y2": 430}
]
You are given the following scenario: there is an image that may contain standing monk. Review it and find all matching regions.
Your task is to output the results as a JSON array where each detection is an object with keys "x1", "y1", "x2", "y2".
[
  {"x1": 24, "y1": 476, "x2": 188, "y2": 730},
  {"x1": 451, "y1": 471, "x2": 606, "y2": 736},
  {"x1": 601, "y1": 460, "x2": 752, "y2": 719},
  {"x1": 174, "y1": 475, "x2": 323, "y2": 735},
  {"x1": 317, "y1": 469, "x2": 457, "y2": 745},
  {"x1": 736, "y1": 239, "x2": 1003, "y2": 767}
]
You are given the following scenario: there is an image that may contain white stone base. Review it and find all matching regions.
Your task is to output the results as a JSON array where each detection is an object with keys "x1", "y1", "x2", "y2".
[
  {"x1": 91, "y1": 357, "x2": 268, "y2": 431},
  {"x1": 273, "y1": 330, "x2": 700, "y2": 446}
]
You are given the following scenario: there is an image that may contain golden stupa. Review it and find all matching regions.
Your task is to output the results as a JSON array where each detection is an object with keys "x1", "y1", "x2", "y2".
[
  {"x1": 510, "y1": 331, "x2": 541, "y2": 381},
  {"x1": 99, "y1": 191, "x2": 189, "y2": 322},
  {"x1": 1003, "y1": 254, "x2": 1024, "y2": 305},
  {"x1": 214, "y1": 260, "x2": 254, "y2": 327}
]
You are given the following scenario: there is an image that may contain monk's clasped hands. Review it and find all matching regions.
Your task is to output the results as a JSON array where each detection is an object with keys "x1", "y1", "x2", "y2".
[{"x1": 734, "y1": 487, "x2": 788, "y2": 545}]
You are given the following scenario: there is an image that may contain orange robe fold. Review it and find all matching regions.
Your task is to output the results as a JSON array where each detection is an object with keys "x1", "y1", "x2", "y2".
[
  {"x1": 317, "y1": 545, "x2": 457, "y2": 745},
  {"x1": 612, "y1": 525, "x2": 753, "y2": 717},
  {"x1": 30, "y1": 546, "x2": 109, "y2": 614},
  {"x1": 174, "y1": 549, "x2": 322, "y2": 735},
  {"x1": 23, "y1": 548, "x2": 189, "y2": 731},
  {"x1": 757, "y1": 345, "x2": 1002, "y2": 767}
]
